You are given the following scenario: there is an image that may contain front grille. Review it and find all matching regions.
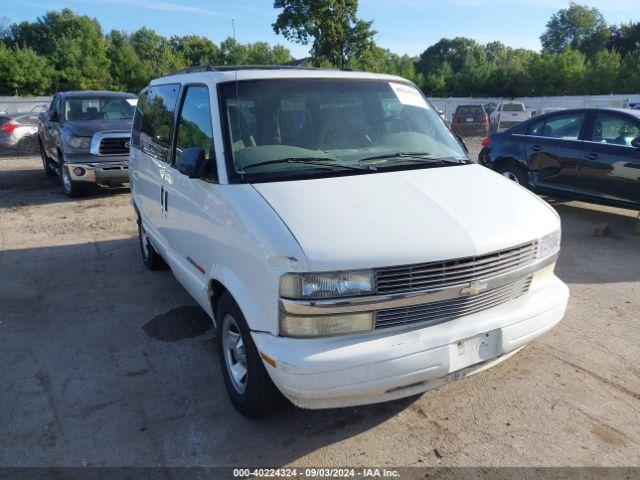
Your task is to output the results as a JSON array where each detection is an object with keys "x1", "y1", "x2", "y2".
[
  {"x1": 99, "y1": 137, "x2": 129, "y2": 155},
  {"x1": 375, "y1": 241, "x2": 537, "y2": 295},
  {"x1": 375, "y1": 276, "x2": 532, "y2": 329}
]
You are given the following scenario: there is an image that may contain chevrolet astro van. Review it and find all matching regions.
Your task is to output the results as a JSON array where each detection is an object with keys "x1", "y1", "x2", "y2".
[{"x1": 129, "y1": 66, "x2": 569, "y2": 418}]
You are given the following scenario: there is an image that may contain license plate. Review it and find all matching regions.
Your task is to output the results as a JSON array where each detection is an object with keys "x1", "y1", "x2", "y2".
[
  {"x1": 466, "y1": 117, "x2": 474, "y2": 122},
  {"x1": 449, "y1": 331, "x2": 499, "y2": 372}
]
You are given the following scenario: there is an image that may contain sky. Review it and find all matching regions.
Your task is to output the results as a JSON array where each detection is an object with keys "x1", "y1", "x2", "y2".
[{"x1": 2, "y1": 0, "x2": 640, "y2": 59}]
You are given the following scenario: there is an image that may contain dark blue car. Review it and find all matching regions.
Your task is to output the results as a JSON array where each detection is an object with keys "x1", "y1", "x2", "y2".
[{"x1": 479, "y1": 108, "x2": 640, "y2": 210}]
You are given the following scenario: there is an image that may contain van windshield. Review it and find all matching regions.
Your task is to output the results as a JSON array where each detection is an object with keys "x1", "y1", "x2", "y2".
[{"x1": 219, "y1": 79, "x2": 468, "y2": 183}]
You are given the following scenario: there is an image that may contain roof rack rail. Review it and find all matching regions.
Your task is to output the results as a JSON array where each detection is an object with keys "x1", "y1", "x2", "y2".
[
  {"x1": 166, "y1": 63, "x2": 340, "y2": 76},
  {"x1": 168, "y1": 65, "x2": 217, "y2": 76}
]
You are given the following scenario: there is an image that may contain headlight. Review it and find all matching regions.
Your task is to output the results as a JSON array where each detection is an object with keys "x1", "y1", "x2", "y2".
[
  {"x1": 68, "y1": 136, "x2": 91, "y2": 149},
  {"x1": 279, "y1": 312, "x2": 374, "y2": 338},
  {"x1": 537, "y1": 230, "x2": 561, "y2": 258},
  {"x1": 279, "y1": 270, "x2": 374, "y2": 299}
]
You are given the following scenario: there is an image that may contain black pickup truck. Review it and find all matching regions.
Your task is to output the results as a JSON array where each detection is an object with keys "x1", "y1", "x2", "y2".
[{"x1": 38, "y1": 91, "x2": 136, "y2": 197}]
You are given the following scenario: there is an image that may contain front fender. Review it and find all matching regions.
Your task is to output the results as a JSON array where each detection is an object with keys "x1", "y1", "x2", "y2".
[{"x1": 208, "y1": 264, "x2": 278, "y2": 334}]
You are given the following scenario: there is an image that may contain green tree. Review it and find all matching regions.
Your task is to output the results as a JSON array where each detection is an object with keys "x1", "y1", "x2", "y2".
[
  {"x1": 9, "y1": 9, "x2": 110, "y2": 90},
  {"x1": 106, "y1": 30, "x2": 146, "y2": 92},
  {"x1": 619, "y1": 49, "x2": 640, "y2": 92},
  {"x1": 528, "y1": 48, "x2": 586, "y2": 95},
  {"x1": 130, "y1": 27, "x2": 184, "y2": 79},
  {"x1": 541, "y1": 2, "x2": 609, "y2": 56},
  {"x1": 584, "y1": 50, "x2": 621, "y2": 94},
  {"x1": 170, "y1": 35, "x2": 220, "y2": 66},
  {"x1": 418, "y1": 37, "x2": 485, "y2": 76},
  {"x1": 273, "y1": 0, "x2": 376, "y2": 68},
  {"x1": 0, "y1": 44, "x2": 53, "y2": 95},
  {"x1": 609, "y1": 22, "x2": 640, "y2": 57}
]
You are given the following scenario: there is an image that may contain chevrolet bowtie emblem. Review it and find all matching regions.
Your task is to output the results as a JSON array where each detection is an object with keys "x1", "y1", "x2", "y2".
[{"x1": 460, "y1": 281, "x2": 489, "y2": 296}]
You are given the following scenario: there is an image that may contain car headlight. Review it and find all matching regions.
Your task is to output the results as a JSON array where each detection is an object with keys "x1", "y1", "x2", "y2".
[
  {"x1": 68, "y1": 136, "x2": 91, "y2": 150},
  {"x1": 537, "y1": 230, "x2": 561, "y2": 259},
  {"x1": 279, "y1": 270, "x2": 374, "y2": 299},
  {"x1": 279, "y1": 312, "x2": 374, "y2": 338}
]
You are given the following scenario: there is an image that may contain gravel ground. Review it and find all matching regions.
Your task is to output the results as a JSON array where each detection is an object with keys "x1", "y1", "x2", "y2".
[{"x1": 1, "y1": 154, "x2": 639, "y2": 469}]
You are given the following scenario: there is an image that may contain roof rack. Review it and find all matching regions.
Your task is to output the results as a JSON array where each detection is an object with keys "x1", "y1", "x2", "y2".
[{"x1": 166, "y1": 63, "x2": 339, "y2": 77}]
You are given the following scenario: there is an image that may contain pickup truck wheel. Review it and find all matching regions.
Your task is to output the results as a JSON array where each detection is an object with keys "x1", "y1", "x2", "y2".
[
  {"x1": 61, "y1": 164, "x2": 87, "y2": 198},
  {"x1": 217, "y1": 292, "x2": 280, "y2": 419},
  {"x1": 138, "y1": 219, "x2": 166, "y2": 270},
  {"x1": 499, "y1": 164, "x2": 529, "y2": 188},
  {"x1": 39, "y1": 138, "x2": 55, "y2": 177}
]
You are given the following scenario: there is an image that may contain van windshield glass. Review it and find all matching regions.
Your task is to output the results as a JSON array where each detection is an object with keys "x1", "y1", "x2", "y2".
[
  {"x1": 64, "y1": 97, "x2": 136, "y2": 121},
  {"x1": 219, "y1": 79, "x2": 468, "y2": 182}
]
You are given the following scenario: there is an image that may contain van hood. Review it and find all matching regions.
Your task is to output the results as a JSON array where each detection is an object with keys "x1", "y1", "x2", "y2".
[{"x1": 252, "y1": 164, "x2": 559, "y2": 271}]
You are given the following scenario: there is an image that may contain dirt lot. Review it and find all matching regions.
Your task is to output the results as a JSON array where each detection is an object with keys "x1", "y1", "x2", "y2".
[{"x1": 1, "y1": 151, "x2": 639, "y2": 469}]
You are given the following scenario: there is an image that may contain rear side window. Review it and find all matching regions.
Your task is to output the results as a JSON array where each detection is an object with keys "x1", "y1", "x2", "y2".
[
  {"x1": 132, "y1": 84, "x2": 180, "y2": 162},
  {"x1": 591, "y1": 113, "x2": 640, "y2": 146},
  {"x1": 528, "y1": 113, "x2": 585, "y2": 140},
  {"x1": 174, "y1": 85, "x2": 214, "y2": 169}
]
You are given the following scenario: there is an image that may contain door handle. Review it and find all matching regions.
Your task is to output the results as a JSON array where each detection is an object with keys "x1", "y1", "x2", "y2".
[
  {"x1": 160, "y1": 185, "x2": 164, "y2": 208},
  {"x1": 164, "y1": 190, "x2": 168, "y2": 212},
  {"x1": 531, "y1": 145, "x2": 542, "y2": 152},
  {"x1": 584, "y1": 153, "x2": 599, "y2": 161}
]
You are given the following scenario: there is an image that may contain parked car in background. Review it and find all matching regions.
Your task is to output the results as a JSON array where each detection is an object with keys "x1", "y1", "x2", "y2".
[
  {"x1": 479, "y1": 108, "x2": 640, "y2": 210},
  {"x1": 451, "y1": 104, "x2": 489, "y2": 136},
  {"x1": 0, "y1": 112, "x2": 40, "y2": 154},
  {"x1": 490, "y1": 102, "x2": 530, "y2": 132},
  {"x1": 130, "y1": 66, "x2": 568, "y2": 418},
  {"x1": 38, "y1": 91, "x2": 136, "y2": 197}
]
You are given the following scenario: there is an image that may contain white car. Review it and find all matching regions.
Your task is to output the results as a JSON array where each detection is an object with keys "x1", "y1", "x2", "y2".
[
  {"x1": 490, "y1": 102, "x2": 530, "y2": 131},
  {"x1": 129, "y1": 67, "x2": 569, "y2": 418}
]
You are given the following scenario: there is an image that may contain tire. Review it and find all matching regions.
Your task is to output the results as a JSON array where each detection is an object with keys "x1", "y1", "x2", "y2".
[
  {"x1": 138, "y1": 217, "x2": 166, "y2": 270},
  {"x1": 61, "y1": 164, "x2": 87, "y2": 198},
  {"x1": 499, "y1": 163, "x2": 529, "y2": 187},
  {"x1": 39, "y1": 138, "x2": 56, "y2": 177},
  {"x1": 216, "y1": 292, "x2": 280, "y2": 419}
]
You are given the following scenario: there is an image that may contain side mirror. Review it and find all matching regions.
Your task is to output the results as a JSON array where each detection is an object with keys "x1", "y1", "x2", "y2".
[
  {"x1": 632, "y1": 137, "x2": 640, "y2": 148},
  {"x1": 177, "y1": 147, "x2": 211, "y2": 179},
  {"x1": 455, "y1": 134, "x2": 469, "y2": 154}
]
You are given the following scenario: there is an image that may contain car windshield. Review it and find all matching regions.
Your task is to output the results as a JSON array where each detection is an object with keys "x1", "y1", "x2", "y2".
[
  {"x1": 64, "y1": 96, "x2": 136, "y2": 121},
  {"x1": 219, "y1": 78, "x2": 468, "y2": 182}
]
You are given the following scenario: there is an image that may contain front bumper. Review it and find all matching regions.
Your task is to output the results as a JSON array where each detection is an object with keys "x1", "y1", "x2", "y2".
[
  {"x1": 65, "y1": 156, "x2": 129, "y2": 184},
  {"x1": 253, "y1": 275, "x2": 569, "y2": 409}
]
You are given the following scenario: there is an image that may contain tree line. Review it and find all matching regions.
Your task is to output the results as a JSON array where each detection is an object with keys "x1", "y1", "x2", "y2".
[{"x1": 0, "y1": 2, "x2": 639, "y2": 97}]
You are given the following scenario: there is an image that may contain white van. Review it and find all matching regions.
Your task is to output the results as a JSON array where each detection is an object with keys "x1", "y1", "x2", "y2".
[{"x1": 129, "y1": 67, "x2": 569, "y2": 418}]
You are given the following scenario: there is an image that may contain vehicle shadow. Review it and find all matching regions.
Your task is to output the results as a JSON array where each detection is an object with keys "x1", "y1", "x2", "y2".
[
  {"x1": 1, "y1": 237, "x2": 417, "y2": 467},
  {"x1": 549, "y1": 199, "x2": 640, "y2": 285},
  {"x1": 0, "y1": 160, "x2": 129, "y2": 208}
]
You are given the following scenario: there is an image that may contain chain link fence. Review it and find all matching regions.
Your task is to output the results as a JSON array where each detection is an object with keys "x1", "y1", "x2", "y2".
[{"x1": 0, "y1": 96, "x2": 52, "y2": 160}]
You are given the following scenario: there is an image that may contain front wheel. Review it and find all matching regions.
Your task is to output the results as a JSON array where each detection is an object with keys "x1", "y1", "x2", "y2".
[
  {"x1": 217, "y1": 292, "x2": 280, "y2": 419},
  {"x1": 499, "y1": 164, "x2": 529, "y2": 187},
  {"x1": 61, "y1": 164, "x2": 87, "y2": 198}
]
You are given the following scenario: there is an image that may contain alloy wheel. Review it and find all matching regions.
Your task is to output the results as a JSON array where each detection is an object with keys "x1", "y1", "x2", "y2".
[{"x1": 222, "y1": 313, "x2": 248, "y2": 394}]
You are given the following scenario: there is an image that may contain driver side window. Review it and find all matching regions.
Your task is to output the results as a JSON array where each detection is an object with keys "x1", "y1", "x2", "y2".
[{"x1": 174, "y1": 85, "x2": 215, "y2": 170}]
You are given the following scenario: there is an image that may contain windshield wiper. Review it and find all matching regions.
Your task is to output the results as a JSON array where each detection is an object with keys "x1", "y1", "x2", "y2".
[
  {"x1": 358, "y1": 152, "x2": 467, "y2": 165},
  {"x1": 238, "y1": 157, "x2": 366, "y2": 173}
]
